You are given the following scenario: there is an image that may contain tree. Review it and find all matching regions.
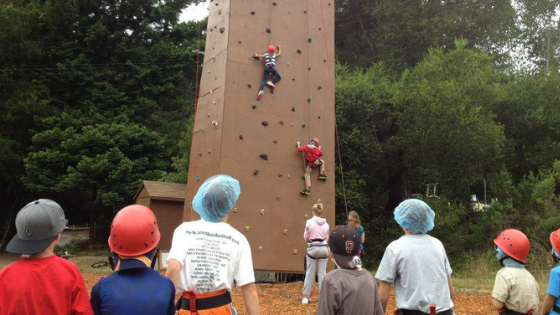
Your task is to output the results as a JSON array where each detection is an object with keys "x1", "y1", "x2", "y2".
[
  {"x1": 335, "y1": 0, "x2": 518, "y2": 71},
  {"x1": 392, "y1": 39, "x2": 506, "y2": 199},
  {"x1": 0, "y1": 0, "x2": 202, "y2": 243}
]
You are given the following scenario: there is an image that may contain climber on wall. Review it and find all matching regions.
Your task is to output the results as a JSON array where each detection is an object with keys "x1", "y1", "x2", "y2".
[
  {"x1": 297, "y1": 138, "x2": 327, "y2": 195},
  {"x1": 253, "y1": 44, "x2": 281, "y2": 100}
]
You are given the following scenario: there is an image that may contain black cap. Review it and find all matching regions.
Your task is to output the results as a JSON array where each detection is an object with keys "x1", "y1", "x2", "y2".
[{"x1": 328, "y1": 225, "x2": 362, "y2": 269}]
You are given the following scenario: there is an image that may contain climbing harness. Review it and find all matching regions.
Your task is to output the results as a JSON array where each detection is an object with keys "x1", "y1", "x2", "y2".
[
  {"x1": 497, "y1": 307, "x2": 535, "y2": 315},
  {"x1": 176, "y1": 290, "x2": 232, "y2": 314}
]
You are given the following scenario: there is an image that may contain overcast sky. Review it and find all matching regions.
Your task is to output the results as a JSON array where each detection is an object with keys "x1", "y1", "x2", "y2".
[{"x1": 180, "y1": 1, "x2": 210, "y2": 22}]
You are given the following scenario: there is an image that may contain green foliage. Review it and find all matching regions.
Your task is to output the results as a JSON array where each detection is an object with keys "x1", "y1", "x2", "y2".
[{"x1": 392, "y1": 40, "x2": 505, "y2": 199}]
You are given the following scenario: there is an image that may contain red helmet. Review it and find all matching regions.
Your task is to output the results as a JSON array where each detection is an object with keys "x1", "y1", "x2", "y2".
[
  {"x1": 108, "y1": 205, "x2": 161, "y2": 256},
  {"x1": 311, "y1": 138, "x2": 320, "y2": 145},
  {"x1": 494, "y1": 229, "x2": 530, "y2": 263},
  {"x1": 267, "y1": 45, "x2": 275, "y2": 53},
  {"x1": 550, "y1": 229, "x2": 560, "y2": 254}
]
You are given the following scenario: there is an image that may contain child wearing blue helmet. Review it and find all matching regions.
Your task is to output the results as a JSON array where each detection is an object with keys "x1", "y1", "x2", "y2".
[
  {"x1": 375, "y1": 199, "x2": 454, "y2": 315},
  {"x1": 165, "y1": 174, "x2": 260, "y2": 315}
]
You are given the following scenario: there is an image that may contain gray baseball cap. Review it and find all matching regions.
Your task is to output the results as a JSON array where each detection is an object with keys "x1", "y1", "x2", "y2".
[{"x1": 7, "y1": 199, "x2": 67, "y2": 255}]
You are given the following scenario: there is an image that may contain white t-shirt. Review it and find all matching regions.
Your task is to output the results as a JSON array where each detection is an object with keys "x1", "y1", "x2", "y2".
[
  {"x1": 375, "y1": 234, "x2": 454, "y2": 313},
  {"x1": 167, "y1": 220, "x2": 255, "y2": 293}
]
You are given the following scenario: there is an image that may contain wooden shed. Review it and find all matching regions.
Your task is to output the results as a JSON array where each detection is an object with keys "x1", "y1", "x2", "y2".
[{"x1": 133, "y1": 181, "x2": 186, "y2": 252}]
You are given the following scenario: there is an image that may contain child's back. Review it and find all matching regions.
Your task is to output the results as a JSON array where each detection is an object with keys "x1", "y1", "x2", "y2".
[
  {"x1": 318, "y1": 268, "x2": 383, "y2": 315},
  {"x1": 317, "y1": 225, "x2": 383, "y2": 315}
]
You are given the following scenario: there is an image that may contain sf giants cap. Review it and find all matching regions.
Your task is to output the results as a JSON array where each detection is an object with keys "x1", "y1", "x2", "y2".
[
  {"x1": 328, "y1": 225, "x2": 362, "y2": 269},
  {"x1": 7, "y1": 199, "x2": 67, "y2": 255}
]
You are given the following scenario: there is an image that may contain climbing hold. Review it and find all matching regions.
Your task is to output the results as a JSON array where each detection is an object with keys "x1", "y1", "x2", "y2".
[
  {"x1": 212, "y1": 99, "x2": 216, "y2": 105},
  {"x1": 272, "y1": 2, "x2": 277, "y2": 5},
  {"x1": 245, "y1": 226, "x2": 250, "y2": 231},
  {"x1": 260, "y1": 209, "x2": 265, "y2": 215},
  {"x1": 196, "y1": 175, "x2": 200, "y2": 182},
  {"x1": 266, "y1": 28, "x2": 271, "y2": 33},
  {"x1": 283, "y1": 229, "x2": 288, "y2": 235},
  {"x1": 259, "y1": 153, "x2": 269, "y2": 160},
  {"x1": 210, "y1": 89, "x2": 214, "y2": 94},
  {"x1": 308, "y1": 37, "x2": 312, "y2": 43},
  {"x1": 212, "y1": 120, "x2": 219, "y2": 127},
  {"x1": 291, "y1": 107, "x2": 295, "y2": 112},
  {"x1": 304, "y1": 214, "x2": 308, "y2": 219},
  {"x1": 291, "y1": 123, "x2": 294, "y2": 126},
  {"x1": 276, "y1": 195, "x2": 281, "y2": 200},
  {"x1": 293, "y1": 249, "x2": 298, "y2": 255},
  {"x1": 319, "y1": 27, "x2": 322, "y2": 30},
  {"x1": 278, "y1": 173, "x2": 283, "y2": 177},
  {"x1": 301, "y1": 175, "x2": 305, "y2": 180},
  {"x1": 297, "y1": 49, "x2": 301, "y2": 54},
  {"x1": 328, "y1": 2, "x2": 331, "y2": 5},
  {"x1": 199, "y1": 152, "x2": 202, "y2": 156},
  {"x1": 218, "y1": 9, "x2": 222, "y2": 14},
  {"x1": 233, "y1": 207, "x2": 238, "y2": 213},
  {"x1": 308, "y1": 67, "x2": 311, "y2": 71},
  {"x1": 318, "y1": 86, "x2": 322, "y2": 90},
  {"x1": 262, "y1": 121, "x2": 269, "y2": 126},
  {"x1": 287, "y1": 175, "x2": 291, "y2": 178},
  {"x1": 252, "y1": 104, "x2": 257, "y2": 109},
  {"x1": 238, "y1": 41, "x2": 242, "y2": 44},
  {"x1": 324, "y1": 59, "x2": 327, "y2": 62},
  {"x1": 292, "y1": 77, "x2": 295, "y2": 81},
  {"x1": 207, "y1": 115, "x2": 210, "y2": 117},
  {"x1": 304, "y1": 10, "x2": 306, "y2": 13},
  {"x1": 318, "y1": 116, "x2": 321, "y2": 119},
  {"x1": 239, "y1": 134, "x2": 244, "y2": 139},
  {"x1": 273, "y1": 139, "x2": 278, "y2": 144},
  {"x1": 254, "y1": 169, "x2": 259, "y2": 175},
  {"x1": 287, "y1": 63, "x2": 290, "y2": 66},
  {"x1": 208, "y1": 150, "x2": 212, "y2": 154},
  {"x1": 307, "y1": 98, "x2": 311, "y2": 103},
  {"x1": 258, "y1": 246, "x2": 263, "y2": 251},
  {"x1": 247, "y1": 84, "x2": 252, "y2": 88},
  {"x1": 279, "y1": 121, "x2": 284, "y2": 125},
  {"x1": 219, "y1": 27, "x2": 225, "y2": 33},
  {"x1": 251, "y1": 11, "x2": 255, "y2": 15}
]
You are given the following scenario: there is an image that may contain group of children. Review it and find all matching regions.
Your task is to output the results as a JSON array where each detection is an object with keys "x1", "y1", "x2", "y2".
[{"x1": 2, "y1": 176, "x2": 560, "y2": 315}]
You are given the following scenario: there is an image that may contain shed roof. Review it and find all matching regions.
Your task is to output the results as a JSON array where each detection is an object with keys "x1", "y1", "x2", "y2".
[{"x1": 133, "y1": 181, "x2": 186, "y2": 202}]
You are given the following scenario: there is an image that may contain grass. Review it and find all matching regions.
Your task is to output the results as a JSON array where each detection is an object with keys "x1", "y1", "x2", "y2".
[{"x1": 452, "y1": 244, "x2": 554, "y2": 297}]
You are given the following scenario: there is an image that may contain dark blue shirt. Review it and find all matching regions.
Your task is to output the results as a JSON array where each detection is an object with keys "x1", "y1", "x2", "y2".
[{"x1": 90, "y1": 267, "x2": 175, "y2": 315}]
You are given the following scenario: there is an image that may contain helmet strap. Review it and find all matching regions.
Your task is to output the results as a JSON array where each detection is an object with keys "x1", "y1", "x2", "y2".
[
  {"x1": 109, "y1": 252, "x2": 116, "y2": 270},
  {"x1": 150, "y1": 247, "x2": 160, "y2": 269}
]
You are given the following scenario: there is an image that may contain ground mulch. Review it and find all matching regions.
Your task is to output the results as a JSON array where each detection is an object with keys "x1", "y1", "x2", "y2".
[{"x1": 83, "y1": 273, "x2": 494, "y2": 314}]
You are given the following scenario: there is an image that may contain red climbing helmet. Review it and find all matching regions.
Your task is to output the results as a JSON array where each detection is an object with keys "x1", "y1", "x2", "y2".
[
  {"x1": 550, "y1": 229, "x2": 560, "y2": 254},
  {"x1": 267, "y1": 45, "x2": 275, "y2": 53},
  {"x1": 311, "y1": 138, "x2": 320, "y2": 145},
  {"x1": 493, "y1": 229, "x2": 530, "y2": 263},
  {"x1": 108, "y1": 205, "x2": 161, "y2": 257}
]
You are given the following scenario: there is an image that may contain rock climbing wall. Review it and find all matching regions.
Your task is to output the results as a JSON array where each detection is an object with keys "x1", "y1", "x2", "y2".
[{"x1": 183, "y1": 0, "x2": 335, "y2": 273}]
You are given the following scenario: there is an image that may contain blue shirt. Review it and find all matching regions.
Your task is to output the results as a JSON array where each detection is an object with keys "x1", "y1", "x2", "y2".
[
  {"x1": 356, "y1": 225, "x2": 364, "y2": 249},
  {"x1": 91, "y1": 267, "x2": 175, "y2": 315},
  {"x1": 547, "y1": 265, "x2": 560, "y2": 315}
]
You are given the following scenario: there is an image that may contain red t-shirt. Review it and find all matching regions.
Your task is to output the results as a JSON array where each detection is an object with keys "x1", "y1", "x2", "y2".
[
  {"x1": 298, "y1": 144, "x2": 323, "y2": 167},
  {"x1": 0, "y1": 255, "x2": 93, "y2": 314}
]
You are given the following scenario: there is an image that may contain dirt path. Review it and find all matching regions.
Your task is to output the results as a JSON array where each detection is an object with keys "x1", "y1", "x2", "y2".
[{"x1": 83, "y1": 273, "x2": 494, "y2": 314}]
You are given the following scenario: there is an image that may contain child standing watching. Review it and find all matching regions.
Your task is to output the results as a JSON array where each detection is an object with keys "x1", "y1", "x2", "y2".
[
  {"x1": 492, "y1": 229, "x2": 539, "y2": 315},
  {"x1": 542, "y1": 228, "x2": 560, "y2": 315},
  {"x1": 302, "y1": 199, "x2": 330, "y2": 305},
  {"x1": 375, "y1": 199, "x2": 454, "y2": 315},
  {"x1": 165, "y1": 174, "x2": 260, "y2": 315},
  {"x1": 316, "y1": 225, "x2": 383, "y2": 315},
  {"x1": 0, "y1": 199, "x2": 93, "y2": 314},
  {"x1": 90, "y1": 205, "x2": 175, "y2": 314},
  {"x1": 348, "y1": 211, "x2": 365, "y2": 258}
]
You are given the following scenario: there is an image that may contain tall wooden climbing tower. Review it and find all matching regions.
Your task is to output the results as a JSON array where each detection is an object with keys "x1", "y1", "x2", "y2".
[{"x1": 183, "y1": 0, "x2": 335, "y2": 273}]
